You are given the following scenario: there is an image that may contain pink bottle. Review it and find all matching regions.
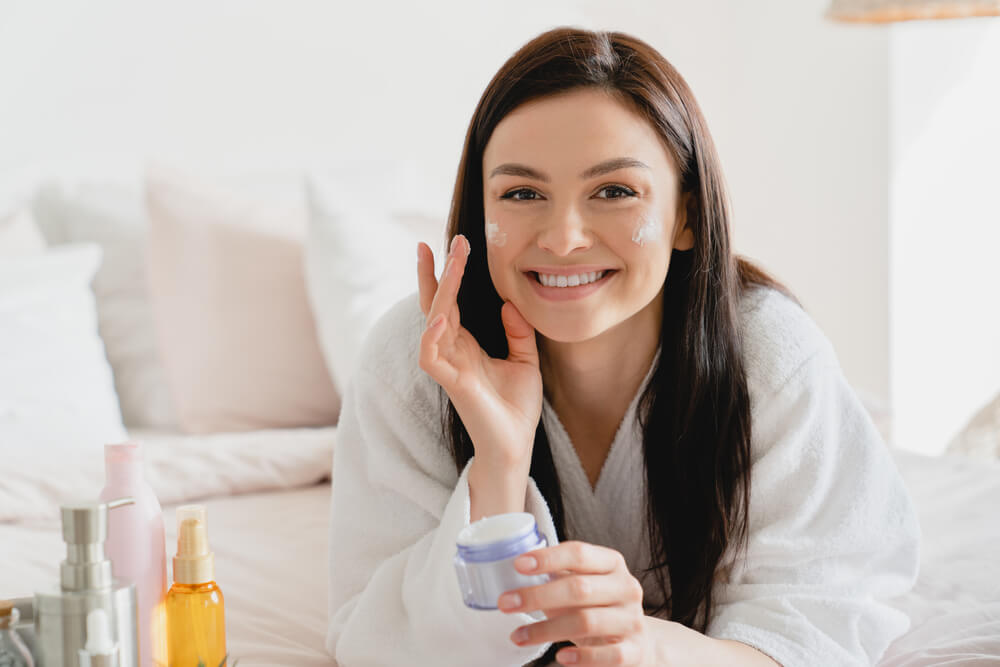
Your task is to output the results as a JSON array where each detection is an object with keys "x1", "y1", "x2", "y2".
[{"x1": 99, "y1": 442, "x2": 168, "y2": 667}]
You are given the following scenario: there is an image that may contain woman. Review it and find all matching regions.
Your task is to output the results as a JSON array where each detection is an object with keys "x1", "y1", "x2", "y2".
[{"x1": 326, "y1": 27, "x2": 919, "y2": 667}]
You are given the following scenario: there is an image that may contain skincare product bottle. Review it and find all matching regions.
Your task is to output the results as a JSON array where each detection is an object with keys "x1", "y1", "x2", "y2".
[
  {"x1": 453, "y1": 512, "x2": 550, "y2": 610},
  {"x1": 99, "y1": 443, "x2": 167, "y2": 667},
  {"x1": 33, "y1": 498, "x2": 139, "y2": 667},
  {"x1": 165, "y1": 505, "x2": 226, "y2": 667},
  {"x1": 78, "y1": 608, "x2": 119, "y2": 667},
  {"x1": 0, "y1": 600, "x2": 35, "y2": 667}
]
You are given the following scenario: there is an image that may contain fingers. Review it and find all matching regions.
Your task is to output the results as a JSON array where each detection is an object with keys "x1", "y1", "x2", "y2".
[
  {"x1": 515, "y1": 541, "x2": 626, "y2": 577},
  {"x1": 499, "y1": 574, "x2": 635, "y2": 614},
  {"x1": 418, "y1": 235, "x2": 469, "y2": 389},
  {"x1": 418, "y1": 306, "x2": 460, "y2": 388},
  {"x1": 509, "y1": 607, "x2": 642, "y2": 647},
  {"x1": 416, "y1": 242, "x2": 437, "y2": 317},
  {"x1": 500, "y1": 300, "x2": 538, "y2": 366},
  {"x1": 426, "y1": 234, "x2": 469, "y2": 330}
]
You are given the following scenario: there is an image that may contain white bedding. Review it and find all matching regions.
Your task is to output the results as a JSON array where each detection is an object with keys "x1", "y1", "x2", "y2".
[
  {"x1": 1, "y1": 436, "x2": 997, "y2": 665},
  {"x1": 880, "y1": 449, "x2": 1000, "y2": 666},
  {"x1": 0, "y1": 427, "x2": 336, "y2": 522}
]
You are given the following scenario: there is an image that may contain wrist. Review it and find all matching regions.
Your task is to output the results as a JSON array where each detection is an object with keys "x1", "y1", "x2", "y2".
[{"x1": 467, "y1": 456, "x2": 530, "y2": 521}]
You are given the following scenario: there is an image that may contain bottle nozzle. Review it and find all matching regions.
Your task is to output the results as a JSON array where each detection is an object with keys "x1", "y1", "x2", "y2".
[
  {"x1": 173, "y1": 504, "x2": 215, "y2": 585},
  {"x1": 59, "y1": 496, "x2": 135, "y2": 592}
]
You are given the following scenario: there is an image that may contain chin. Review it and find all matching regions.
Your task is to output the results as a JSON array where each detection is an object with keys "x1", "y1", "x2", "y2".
[{"x1": 527, "y1": 311, "x2": 612, "y2": 344}]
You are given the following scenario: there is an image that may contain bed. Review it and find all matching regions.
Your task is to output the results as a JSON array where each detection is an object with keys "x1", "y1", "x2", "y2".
[{"x1": 1, "y1": 431, "x2": 998, "y2": 666}]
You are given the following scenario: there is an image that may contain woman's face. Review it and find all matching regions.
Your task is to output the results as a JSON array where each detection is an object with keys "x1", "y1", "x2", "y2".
[{"x1": 482, "y1": 87, "x2": 693, "y2": 344}]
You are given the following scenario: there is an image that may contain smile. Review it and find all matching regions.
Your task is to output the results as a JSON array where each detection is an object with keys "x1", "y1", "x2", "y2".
[
  {"x1": 525, "y1": 269, "x2": 617, "y2": 301},
  {"x1": 536, "y1": 270, "x2": 606, "y2": 287}
]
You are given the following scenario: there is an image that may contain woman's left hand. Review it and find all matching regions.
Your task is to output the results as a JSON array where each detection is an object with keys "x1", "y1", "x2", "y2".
[{"x1": 499, "y1": 541, "x2": 653, "y2": 666}]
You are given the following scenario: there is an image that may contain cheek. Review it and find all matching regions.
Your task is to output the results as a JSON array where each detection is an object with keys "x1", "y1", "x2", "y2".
[
  {"x1": 485, "y1": 217, "x2": 508, "y2": 247},
  {"x1": 630, "y1": 211, "x2": 665, "y2": 247},
  {"x1": 484, "y1": 218, "x2": 516, "y2": 294}
]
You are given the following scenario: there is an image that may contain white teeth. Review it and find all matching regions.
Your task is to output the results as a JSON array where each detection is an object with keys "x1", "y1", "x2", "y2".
[{"x1": 537, "y1": 270, "x2": 606, "y2": 287}]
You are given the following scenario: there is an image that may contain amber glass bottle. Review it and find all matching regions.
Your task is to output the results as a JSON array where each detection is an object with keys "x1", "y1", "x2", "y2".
[{"x1": 166, "y1": 505, "x2": 226, "y2": 667}]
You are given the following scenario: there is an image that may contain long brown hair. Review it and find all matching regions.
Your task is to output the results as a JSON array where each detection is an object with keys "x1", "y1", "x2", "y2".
[{"x1": 441, "y1": 27, "x2": 792, "y2": 637}]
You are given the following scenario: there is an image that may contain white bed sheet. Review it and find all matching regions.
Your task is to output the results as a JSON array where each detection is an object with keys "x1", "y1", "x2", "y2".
[
  {"x1": 880, "y1": 449, "x2": 1000, "y2": 666},
  {"x1": 2, "y1": 446, "x2": 998, "y2": 665}
]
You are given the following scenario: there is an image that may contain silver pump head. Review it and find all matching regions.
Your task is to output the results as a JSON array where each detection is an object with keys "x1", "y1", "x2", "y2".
[{"x1": 60, "y1": 497, "x2": 134, "y2": 592}]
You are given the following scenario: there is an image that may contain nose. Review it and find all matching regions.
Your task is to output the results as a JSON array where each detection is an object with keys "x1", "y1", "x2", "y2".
[{"x1": 536, "y1": 203, "x2": 593, "y2": 256}]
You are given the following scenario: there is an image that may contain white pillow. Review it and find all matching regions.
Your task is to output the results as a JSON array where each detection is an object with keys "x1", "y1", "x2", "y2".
[
  {"x1": 0, "y1": 243, "x2": 127, "y2": 473},
  {"x1": 31, "y1": 181, "x2": 176, "y2": 429},
  {"x1": 303, "y1": 178, "x2": 447, "y2": 394}
]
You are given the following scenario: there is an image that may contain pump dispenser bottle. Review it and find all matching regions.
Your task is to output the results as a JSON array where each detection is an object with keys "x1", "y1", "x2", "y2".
[
  {"x1": 165, "y1": 505, "x2": 226, "y2": 667},
  {"x1": 33, "y1": 498, "x2": 139, "y2": 667}
]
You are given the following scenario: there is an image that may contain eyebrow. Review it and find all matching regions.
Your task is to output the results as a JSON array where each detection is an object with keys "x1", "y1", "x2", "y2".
[{"x1": 488, "y1": 157, "x2": 650, "y2": 182}]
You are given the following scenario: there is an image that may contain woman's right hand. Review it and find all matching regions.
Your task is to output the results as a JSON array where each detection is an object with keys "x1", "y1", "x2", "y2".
[{"x1": 417, "y1": 235, "x2": 543, "y2": 516}]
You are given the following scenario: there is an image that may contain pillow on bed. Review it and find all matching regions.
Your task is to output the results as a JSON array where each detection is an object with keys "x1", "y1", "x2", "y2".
[
  {"x1": 0, "y1": 242, "x2": 127, "y2": 460},
  {"x1": 146, "y1": 167, "x2": 341, "y2": 434},
  {"x1": 304, "y1": 177, "x2": 446, "y2": 395},
  {"x1": 31, "y1": 180, "x2": 177, "y2": 429}
]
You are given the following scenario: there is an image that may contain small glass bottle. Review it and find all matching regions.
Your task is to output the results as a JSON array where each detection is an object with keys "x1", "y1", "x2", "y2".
[
  {"x1": 0, "y1": 600, "x2": 35, "y2": 667},
  {"x1": 165, "y1": 506, "x2": 226, "y2": 667},
  {"x1": 454, "y1": 512, "x2": 550, "y2": 610}
]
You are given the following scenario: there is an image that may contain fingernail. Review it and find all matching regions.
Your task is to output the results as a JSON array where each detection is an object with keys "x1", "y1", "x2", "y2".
[
  {"x1": 511, "y1": 626, "x2": 529, "y2": 644},
  {"x1": 557, "y1": 648, "x2": 579, "y2": 664},
  {"x1": 427, "y1": 314, "x2": 444, "y2": 330},
  {"x1": 450, "y1": 235, "x2": 459, "y2": 252},
  {"x1": 416, "y1": 244, "x2": 422, "y2": 262},
  {"x1": 515, "y1": 555, "x2": 537, "y2": 572},
  {"x1": 498, "y1": 592, "x2": 521, "y2": 611}
]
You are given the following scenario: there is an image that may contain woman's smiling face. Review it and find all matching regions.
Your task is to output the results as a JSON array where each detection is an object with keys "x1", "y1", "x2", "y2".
[{"x1": 482, "y1": 87, "x2": 693, "y2": 344}]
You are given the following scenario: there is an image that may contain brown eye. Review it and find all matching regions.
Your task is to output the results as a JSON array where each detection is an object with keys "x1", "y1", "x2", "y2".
[
  {"x1": 596, "y1": 185, "x2": 637, "y2": 200},
  {"x1": 500, "y1": 188, "x2": 542, "y2": 201}
]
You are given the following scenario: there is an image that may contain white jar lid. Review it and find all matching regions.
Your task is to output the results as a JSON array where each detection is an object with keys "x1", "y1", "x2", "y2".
[{"x1": 457, "y1": 512, "x2": 536, "y2": 547}]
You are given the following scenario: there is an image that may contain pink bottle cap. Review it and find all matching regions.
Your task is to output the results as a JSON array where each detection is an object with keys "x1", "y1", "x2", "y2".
[{"x1": 105, "y1": 442, "x2": 142, "y2": 463}]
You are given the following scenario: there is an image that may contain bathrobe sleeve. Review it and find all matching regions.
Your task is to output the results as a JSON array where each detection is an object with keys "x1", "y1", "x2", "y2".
[
  {"x1": 706, "y1": 336, "x2": 921, "y2": 666},
  {"x1": 326, "y1": 295, "x2": 559, "y2": 667}
]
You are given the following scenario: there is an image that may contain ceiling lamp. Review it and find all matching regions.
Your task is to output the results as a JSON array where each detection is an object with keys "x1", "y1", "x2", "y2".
[{"x1": 827, "y1": 0, "x2": 1000, "y2": 22}]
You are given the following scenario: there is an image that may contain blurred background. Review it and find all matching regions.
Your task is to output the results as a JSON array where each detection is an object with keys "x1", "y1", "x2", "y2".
[{"x1": 1, "y1": 0, "x2": 998, "y2": 456}]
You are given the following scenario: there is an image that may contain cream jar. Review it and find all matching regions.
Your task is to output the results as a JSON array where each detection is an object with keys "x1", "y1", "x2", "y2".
[{"x1": 453, "y1": 512, "x2": 550, "y2": 610}]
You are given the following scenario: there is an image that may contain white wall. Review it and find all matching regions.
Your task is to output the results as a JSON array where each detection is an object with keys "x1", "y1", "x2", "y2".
[
  {"x1": 1, "y1": 1, "x2": 897, "y2": 431},
  {"x1": 890, "y1": 19, "x2": 1000, "y2": 454}
]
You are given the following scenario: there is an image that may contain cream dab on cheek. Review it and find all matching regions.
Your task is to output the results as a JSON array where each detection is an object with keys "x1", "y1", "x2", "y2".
[
  {"x1": 631, "y1": 213, "x2": 663, "y2": 247},
  {"x1": 485, "y1": 218, "x2": 508, "y2": 247}
]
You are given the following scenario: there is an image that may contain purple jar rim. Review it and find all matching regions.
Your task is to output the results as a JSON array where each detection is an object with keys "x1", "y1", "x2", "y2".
[{"x1": 456, "y1": 523, "x2": 544, "y2": 563}]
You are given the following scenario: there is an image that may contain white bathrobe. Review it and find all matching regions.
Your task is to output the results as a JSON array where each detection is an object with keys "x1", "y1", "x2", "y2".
[{"x1": 326, "y1": 286, "x2": 920, "y2": 667}]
